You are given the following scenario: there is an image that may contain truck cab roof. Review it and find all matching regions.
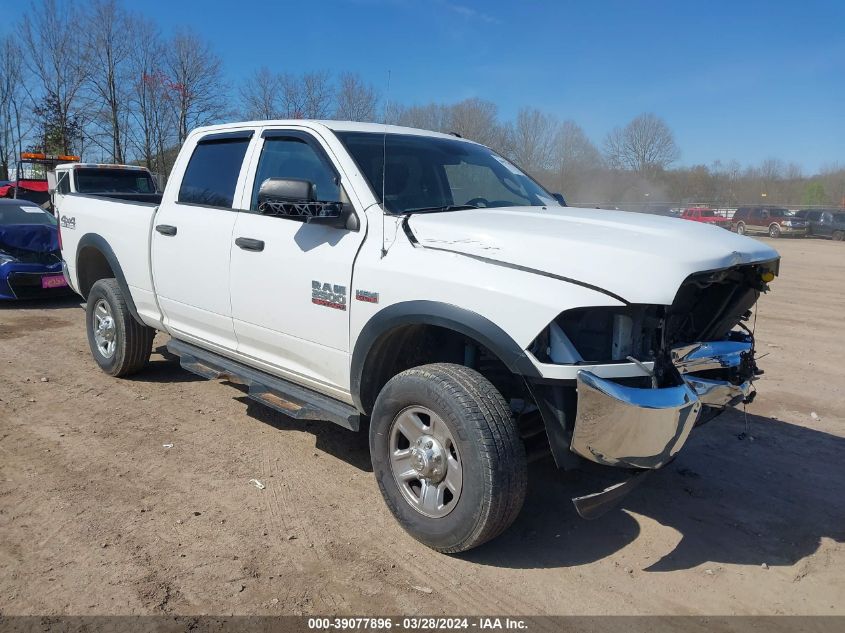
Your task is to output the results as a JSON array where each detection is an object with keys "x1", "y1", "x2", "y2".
[{"x1": 189, "y1": 119, "x2": 474, "y2": 142}]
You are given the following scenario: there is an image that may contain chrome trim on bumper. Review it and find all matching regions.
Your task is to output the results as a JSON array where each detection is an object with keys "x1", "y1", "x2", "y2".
[
  {"x1": 684, "y1": 375, "x2": 753, "y2": 408},
  {"x1": 571, "y1": 338, "x2": 755, "y2": 470},
  {"x1": 671, "y1": 340, "x2": 751, "y2": 374}
]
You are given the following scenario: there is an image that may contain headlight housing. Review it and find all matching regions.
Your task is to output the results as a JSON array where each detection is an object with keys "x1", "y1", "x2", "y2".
[{"x1": 532, "y1": 305, "x2": 664, "y2": 364}]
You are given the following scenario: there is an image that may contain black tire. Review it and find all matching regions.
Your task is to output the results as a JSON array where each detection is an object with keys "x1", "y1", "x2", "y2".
[
  {"x1": 86, "y1": 278, "x2": 154, "y2": 377},
  {"x1": 370, "y1": 363, "x2": 527, "y2": 553},
  {"x1": 736, "y1": 222, "x2": 746, "y2": 235},
  {"x1": 833, "y1": 230, "x2": 844, "y2": 242},
  {"x1": 769, "y1": 224, "x2": 781, "y2": 238}
]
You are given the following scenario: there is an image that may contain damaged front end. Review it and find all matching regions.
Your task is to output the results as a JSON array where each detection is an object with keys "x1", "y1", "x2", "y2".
[
  {"x1": 571, "y1": 332, "x2": 758, "y2": 470},
  {"x1": 527, "y1": 259, "x2": 778, "y2": 517}
]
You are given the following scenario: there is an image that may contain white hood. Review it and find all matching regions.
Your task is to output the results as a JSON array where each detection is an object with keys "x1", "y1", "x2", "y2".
[{"x1": 408, "y1": 207, "x2": 779, "y2": 305}]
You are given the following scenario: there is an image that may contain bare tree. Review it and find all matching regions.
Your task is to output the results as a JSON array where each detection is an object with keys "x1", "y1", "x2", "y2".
[
  {"x1": 334, "y1": 72, "x2": 378, "y2": 122},
  {"x1": 446, "y1": 98, "x2": 504, "y2": 148},
  {"x1": 551, "y1": 120, "x2": 602, "y2": 194},
  {"x1": 126, "y1": 17, "x2": 176, "y2": 175},
  {"x1": 277, "y1": 72, "x2": 333, "y2": 119},
  {"x1": 0, "y1": 35, "x2": 26, "y2": 179},
  {"x1": 603, "y1": 113, "x2": 679, "y2": 173},
  {"x1": 20, "y1": 0, "x2": 89, "y2": 155},
  {"x1": 84, "y1": 0, "x2": 133, "y2": 162},
  {"x1": 277, "y1": 73, "x2": 305, "y2": 119},
  {"x1": 302, "y1": 71, "x2": 334, "y2": 119},
  {"x1": 166, "y1": 30, "x2": 228, "y2": 143},
  {"x1": 239, "y1": 67, "x2": 283, "y2": 120},
  {"x1": 508, "y1": 107, "x2": 558, "y2": 175}
]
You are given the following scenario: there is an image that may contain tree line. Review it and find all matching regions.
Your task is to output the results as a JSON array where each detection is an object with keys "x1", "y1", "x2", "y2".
[{"x1": 1, "y1": 0, "x2": 842, "y2": 209}]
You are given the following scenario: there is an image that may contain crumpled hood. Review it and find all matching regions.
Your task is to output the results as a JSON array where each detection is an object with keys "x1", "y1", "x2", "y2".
[
  {"x1": 0, "y1": 224, "x2": 59, "y2": 254},
  {"x1": 408, "y1": 207, "x2": 779, "y2": 305}
]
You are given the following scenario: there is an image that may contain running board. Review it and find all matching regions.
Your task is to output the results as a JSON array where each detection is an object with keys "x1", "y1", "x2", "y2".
[{"x1": 167, "y1": 339, "x2": 360, "y2": 431}]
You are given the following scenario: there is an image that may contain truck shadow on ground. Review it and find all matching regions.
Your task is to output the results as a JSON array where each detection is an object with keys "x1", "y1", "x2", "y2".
[
  {"x1": 123, "y1": 344, "x2": 207, "y2": 384},
  {"x1": 463, "y1": 410, "x2": 845, "y2": 571},
  {"x1": 236, "y1": 396, "x2": 374, "y2": 472},
  {"x1": 135, "y1": 355, "x2": 844, "y2": 572}
]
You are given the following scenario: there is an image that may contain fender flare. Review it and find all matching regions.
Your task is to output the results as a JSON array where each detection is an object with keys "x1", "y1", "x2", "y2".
[
  {"x1": 350, "y1": 300, "x2": 541, "y2": 412},
  {"x1": 75, "y1": 232, "x2": 142, "y2": 323}
]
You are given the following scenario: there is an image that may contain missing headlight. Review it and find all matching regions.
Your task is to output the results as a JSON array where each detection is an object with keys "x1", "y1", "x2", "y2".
[{"x1": 552, "y1": 305, "x2": 663, "y2": 364}]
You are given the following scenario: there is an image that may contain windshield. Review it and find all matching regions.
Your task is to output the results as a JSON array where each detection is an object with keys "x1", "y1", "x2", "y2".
[
  {"x1": 769, "y1": 209, "x2": 789, "y2": 218},
  {"x1": 336, "y1": 132, "x2": 559, "y2": 214},
  {"x1": 0, "y1": 204, "x2": 56, "y2": 226},
  {"x1": 74, "y1": 168, "x2": 156, "y2": 194}
]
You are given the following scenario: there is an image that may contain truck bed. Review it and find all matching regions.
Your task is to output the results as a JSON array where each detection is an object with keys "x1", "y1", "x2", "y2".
[{"x1": 58, "y1": 192, "x2": 162, "y2": 328}]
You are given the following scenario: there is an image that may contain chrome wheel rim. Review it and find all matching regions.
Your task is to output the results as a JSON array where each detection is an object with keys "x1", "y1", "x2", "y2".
[
  {"x1": 92, "y1": 299, "x2": 117, "y2": 359},
  {"x1": 389, "y1": 406, "x2": 462, "y2": 518}
]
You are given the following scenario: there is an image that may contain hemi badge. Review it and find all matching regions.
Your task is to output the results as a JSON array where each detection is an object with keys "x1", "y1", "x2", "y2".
[{"x1": 355, "y1": 290, "x2": 379, "y2": 304}]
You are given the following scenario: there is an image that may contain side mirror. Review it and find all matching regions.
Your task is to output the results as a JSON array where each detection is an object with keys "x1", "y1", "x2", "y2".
[
  {"x1": 46, "y1": 170, "x2": 57, "y2": 194},
  {"x1": 552, "y1": 193, "x2": 567, "y2": 207},
  {"x1": 257, "y1": 177, "x2": 350, "y2": 229}
]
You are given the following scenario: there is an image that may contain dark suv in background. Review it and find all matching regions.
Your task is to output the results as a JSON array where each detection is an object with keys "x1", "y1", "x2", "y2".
[
  {"x1": 731, "y1": 206, "x2": 807, "y2": 238},
  {"x1": 795, "y1": 209, "x2": 845, "y2": 241}
]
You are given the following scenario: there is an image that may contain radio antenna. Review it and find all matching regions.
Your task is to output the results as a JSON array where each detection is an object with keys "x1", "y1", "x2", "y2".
[{"x1": 380, "y1": 70, "x2": 391, "y2": 258}]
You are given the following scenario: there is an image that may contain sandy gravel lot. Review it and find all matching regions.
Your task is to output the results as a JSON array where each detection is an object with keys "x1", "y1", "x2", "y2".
[{"x1": 1, "y1": 236, "x2": 843, "y2": 617}]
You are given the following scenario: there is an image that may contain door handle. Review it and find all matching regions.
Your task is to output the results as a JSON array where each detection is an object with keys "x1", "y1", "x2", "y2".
[
  {"x1": 235, "y1": 237, "x2": 265, "y2": 252},
  {"x1": 155, "y1": 224, "x2": 177, "y2": 236}
]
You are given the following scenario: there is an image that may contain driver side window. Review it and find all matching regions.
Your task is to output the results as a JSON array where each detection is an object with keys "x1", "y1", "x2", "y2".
[{"x1": 250, "y1": 135, "x2": 340, "y2": 211}]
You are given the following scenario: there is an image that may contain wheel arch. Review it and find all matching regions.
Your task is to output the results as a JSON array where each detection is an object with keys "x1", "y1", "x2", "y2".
[
  {"x1": 75, "y1": 233, "x2": 142, "y2": 323},
  {"x1": 350, "y1": 300, "x2": 540, "y2": 414}
]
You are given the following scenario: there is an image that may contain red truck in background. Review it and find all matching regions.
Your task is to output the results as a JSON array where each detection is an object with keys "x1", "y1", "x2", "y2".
[{"x1": 681, "y1": 207, "x2": 731, "y2": 230}]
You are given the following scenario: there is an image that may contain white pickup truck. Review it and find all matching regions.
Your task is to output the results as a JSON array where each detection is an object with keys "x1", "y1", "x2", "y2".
[{"x1": 58, "y1": 120, "x2": 779, "y2": 552}]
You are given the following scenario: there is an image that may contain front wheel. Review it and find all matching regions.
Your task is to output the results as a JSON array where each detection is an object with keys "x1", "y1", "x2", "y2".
[
  {"x1": 769, "y1": 224, "x2": 782, "y2": 238},
  {"x1": 833, "y1": 230, "x2": 844, "y2": 241},
  {"x1": 86, "y1": 279, "x2": 154, "y2": 377},
  {"x1": 370, "y1": 363, "x2": 527, "y2": 553}
]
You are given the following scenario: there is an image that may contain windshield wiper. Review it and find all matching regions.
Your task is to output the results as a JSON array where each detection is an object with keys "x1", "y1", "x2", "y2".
[{"x1": 403, "y1": 204, "x2": 479, "y2": 214}]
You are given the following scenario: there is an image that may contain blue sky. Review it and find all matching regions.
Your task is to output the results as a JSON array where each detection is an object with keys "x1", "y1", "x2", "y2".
[{"x1": 3, "y1": 0, "x2": 844, "y2": 173}]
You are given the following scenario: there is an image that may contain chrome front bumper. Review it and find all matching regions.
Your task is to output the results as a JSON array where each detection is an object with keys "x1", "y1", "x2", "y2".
[{"x1": 570, "y1": 338, "x2": 755, "y2": 469}]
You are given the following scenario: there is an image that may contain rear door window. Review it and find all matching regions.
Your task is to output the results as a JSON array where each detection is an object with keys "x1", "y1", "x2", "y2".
[
  {"x1": 75, "y1": 169, "x2": 156, "y2": 194},
  {"x1": 178, "y1": 134, "x2": 252, "y2": 208}
]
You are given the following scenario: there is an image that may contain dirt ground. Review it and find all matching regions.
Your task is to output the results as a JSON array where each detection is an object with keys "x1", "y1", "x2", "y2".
[{"x1": 1, "y1": 236, "x2": 843, "y2": 617}]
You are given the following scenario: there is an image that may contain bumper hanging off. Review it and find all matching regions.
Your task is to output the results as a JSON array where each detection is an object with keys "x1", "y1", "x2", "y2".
[{"x1": 570, "y1": 338, "x2": 755, "y2": 470}]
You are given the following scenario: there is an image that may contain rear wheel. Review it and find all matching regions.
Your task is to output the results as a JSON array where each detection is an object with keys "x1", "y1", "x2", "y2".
[
  {"x1": 370, "y1": 363, "x2": 527, "y2": 553},
  {"x1": 833, "y1": 230, "x2": 844, "y2": 241},
  {"x1": 769, "y1": 224, "x2": 781, "y2": 238},
  {"x1": 736, "y1": 222, "x2": 746, "y2": 235},
  {"x1": 86, "y1": 279, "x2": 154, "y2": 377}
]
